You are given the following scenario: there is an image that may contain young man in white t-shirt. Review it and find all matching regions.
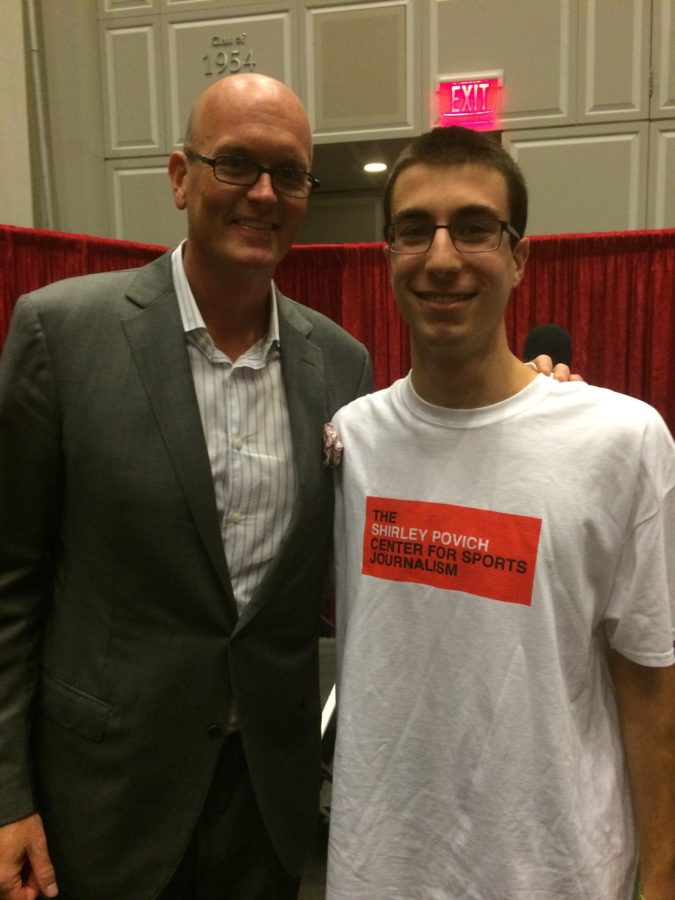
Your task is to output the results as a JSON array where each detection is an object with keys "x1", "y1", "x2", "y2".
[{"x1": 327, "y1": 126, "x2": 675, "y2": 900}]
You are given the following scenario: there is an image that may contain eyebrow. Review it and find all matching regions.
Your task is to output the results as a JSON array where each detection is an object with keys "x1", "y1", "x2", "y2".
[{"x1": 393, "y1": 203, "x2": 502, "y2": 222}]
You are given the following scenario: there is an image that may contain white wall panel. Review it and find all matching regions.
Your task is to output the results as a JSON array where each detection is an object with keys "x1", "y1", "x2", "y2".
[
  {"x1": 100, "y1": 0, "x2": 158, "y2": 15},
  {"x1": 164, "y1": 6, "x2": 294, "y2": 149},
  {"x1": 304, "y1": 0, "x2": 419, "y2": 142},
  {"x1": 578, "y1": 0, "x2": 650, "y2": 122},
  {"x1": 100, "y1": 19, "x2": 165, "y2": 155},
  {"x1": 648, "y1": 120, "x2": 675, "y2": 227},
  {"x1": 651, "y1": 0, "x2": 675, "y2": 118},
  {"x1": 429, "y1": 0, "x2": 577, "y2": 129},
  {"x1": 37, "y1": 1, "x2": 108, "y2": 236},
  {"x1": 2, "y1": 0, "x2": 33, "y2": 227},
  {"x1": 108, "y1": 158, "x2": 184, "y2": 244},
  {"x1": 505, "y1": 124, "x2": 647, "y2": 235},
  {"x1": 160, "y1": 0, "x2": 276, "y2": 8}
]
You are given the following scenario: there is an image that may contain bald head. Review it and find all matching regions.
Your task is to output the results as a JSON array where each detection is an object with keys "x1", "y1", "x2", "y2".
[
  {"x1": 169, "y1": 73, "x2": 315, "y2": 287},
  {"x1": 184, "y1": 74, "x2": 313, "y2": 164}
]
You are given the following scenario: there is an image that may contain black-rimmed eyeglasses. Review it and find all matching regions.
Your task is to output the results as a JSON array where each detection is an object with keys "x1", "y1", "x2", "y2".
[
  {"x1": 384, "y1": 218, "x2": 522, "y2": 254},
  {"x1": 184, "y1": 150, "x2": 320, "y2": 199}
]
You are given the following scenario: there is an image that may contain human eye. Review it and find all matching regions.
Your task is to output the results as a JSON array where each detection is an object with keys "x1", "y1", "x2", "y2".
[
  {"x1": 214, "y1": 154, "x2": 255, "y2": 179},
  {"x1": 454, "y1": 218, "x2": 498, "y2": 243},
  {"x1": 394, "y1": 220, "x2": 432, "y2": 241},
  {"x1": 273, "y1": 166, "x2": 310, "y2": 191}
]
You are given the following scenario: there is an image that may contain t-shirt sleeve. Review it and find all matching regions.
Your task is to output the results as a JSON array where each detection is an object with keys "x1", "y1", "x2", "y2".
[{"x1": 603, "y1": 413, "x2": 675, "y2": 667}]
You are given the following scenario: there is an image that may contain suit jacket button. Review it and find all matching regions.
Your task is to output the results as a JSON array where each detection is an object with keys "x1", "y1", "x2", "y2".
[{"x1": 208, "y1": 724, "x2": 224, "y2": 740}]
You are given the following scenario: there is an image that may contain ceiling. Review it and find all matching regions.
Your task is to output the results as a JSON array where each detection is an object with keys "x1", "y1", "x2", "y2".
[{"x1": 310, "y1": 136, "x2": 412, "y2": 194}]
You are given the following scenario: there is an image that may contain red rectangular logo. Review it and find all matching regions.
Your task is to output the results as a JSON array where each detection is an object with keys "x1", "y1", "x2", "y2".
[{"x1": 362, "y1": 496, "x2": 541, "y2": 606}]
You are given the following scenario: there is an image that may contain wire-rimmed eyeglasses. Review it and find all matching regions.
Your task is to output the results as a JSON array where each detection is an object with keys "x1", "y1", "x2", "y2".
[
  {"x1": 384, "y1": 218, "x2": 522, "y2": 254},
  {"x1": 184, "y1": 150, "x2": 320, "y2": 199}
]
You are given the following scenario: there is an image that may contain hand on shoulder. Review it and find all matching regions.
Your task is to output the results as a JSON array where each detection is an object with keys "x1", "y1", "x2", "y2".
[{"x1": 527, "y1": 354, "x2": 584, "y2": 382}]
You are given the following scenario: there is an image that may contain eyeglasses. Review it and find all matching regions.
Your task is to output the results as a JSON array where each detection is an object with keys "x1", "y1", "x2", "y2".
[
  {"x1": 184, "y1": 150, "x2": 320, "y2": 199},
  {"x1": 384, "y1": 218, "x2": 521, "y2": 254}
]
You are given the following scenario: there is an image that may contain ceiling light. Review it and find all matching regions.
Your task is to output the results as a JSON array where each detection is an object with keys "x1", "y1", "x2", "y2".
[{"x1": 363, "y1": 162, "x2": 387, "y2": 173}]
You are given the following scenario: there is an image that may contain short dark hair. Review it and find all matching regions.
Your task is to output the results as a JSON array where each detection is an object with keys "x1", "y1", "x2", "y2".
[{"x1": 383, "y1": 127, "x2": 528, "y2": 241}]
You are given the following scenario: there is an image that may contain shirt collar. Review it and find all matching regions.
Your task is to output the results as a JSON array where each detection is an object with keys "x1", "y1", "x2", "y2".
[{"x1": 171, "y1": 241, "x2": 281, "y2": 352}]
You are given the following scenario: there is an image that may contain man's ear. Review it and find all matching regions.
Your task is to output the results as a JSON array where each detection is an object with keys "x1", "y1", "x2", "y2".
[
  {"x1": 512, "y1": 236, "x2": 530, "y2": 288},
  {"x1": 168, "y1": 151, "x2": 188, "y2": 211}
]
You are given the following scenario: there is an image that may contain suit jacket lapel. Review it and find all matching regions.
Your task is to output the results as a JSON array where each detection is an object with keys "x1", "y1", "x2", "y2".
[{"x1": 120, "y1": 253, "x2": 237, "y2": 619}]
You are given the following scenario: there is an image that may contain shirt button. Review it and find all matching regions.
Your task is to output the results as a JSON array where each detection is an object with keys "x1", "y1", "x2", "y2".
[
  {"x1": 233, "y1": 436, "x2": 243, "y2": 450},
  {"x1": 229, "y1": 511, "x2": 242, "y2": 524},
  {"x1": 207, "y1": 724, "x2": 224, "y2": 740}
]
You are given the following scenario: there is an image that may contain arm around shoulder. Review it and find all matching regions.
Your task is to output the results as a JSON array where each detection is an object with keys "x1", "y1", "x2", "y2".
[{"x1": 609, "y1": 652, "x2": 675, "y2": 900}]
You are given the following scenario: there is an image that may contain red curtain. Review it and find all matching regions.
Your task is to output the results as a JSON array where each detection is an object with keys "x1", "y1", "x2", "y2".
[
  {"x1": 508, "y1": 231, "x2": 675, "y2": 435},
  {"x1": 276, "y1": 243, "x2": 410, "y2": 390},
  {"x1": 1, "y1": 224, "x2": 673, "y2": 433},
  {"x1": 0, "y1": 225, "x2": 164, "y2": 349}
]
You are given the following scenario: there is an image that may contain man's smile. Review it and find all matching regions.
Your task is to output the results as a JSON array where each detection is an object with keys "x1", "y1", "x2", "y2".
[
  {"x1": 412, "y1": 289, "x2": 477, "y2": 306},
  {"x1": 234, "y1": 218, "x2": 279, "y2": 231}
]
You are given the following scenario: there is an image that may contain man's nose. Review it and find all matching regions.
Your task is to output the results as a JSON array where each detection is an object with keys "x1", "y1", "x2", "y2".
[
  {"x1": 426, "y1": 227, "x2": 463, "y2": 271},
  {"x1": 246, "y1": 171, "x2": 277, "y2": 202}
]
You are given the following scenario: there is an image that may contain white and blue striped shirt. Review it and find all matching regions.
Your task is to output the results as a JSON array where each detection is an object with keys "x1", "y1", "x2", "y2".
[{"x1": 171, "y1": 244, "x2": 295, "y2": 615}]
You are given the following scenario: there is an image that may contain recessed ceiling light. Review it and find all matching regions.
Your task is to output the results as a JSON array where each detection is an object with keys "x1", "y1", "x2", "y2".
[{"x1": 363, "y1": 162, "x2": 387, "y2": 173}]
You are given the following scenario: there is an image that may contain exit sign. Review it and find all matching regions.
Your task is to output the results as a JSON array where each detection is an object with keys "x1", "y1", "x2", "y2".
[{"x1": 436, "y1": 75, "x2": 503, "y2": 132}]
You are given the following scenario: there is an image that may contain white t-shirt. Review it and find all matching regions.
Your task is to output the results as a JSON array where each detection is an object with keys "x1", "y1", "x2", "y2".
[{"x1": 328, "y1": 374, "x2": 675, "y2": 900}]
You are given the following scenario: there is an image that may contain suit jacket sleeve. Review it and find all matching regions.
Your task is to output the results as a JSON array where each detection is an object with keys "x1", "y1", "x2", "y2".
[{"x1": 0, "y1": 295, "x2": 62, "y2": 824}]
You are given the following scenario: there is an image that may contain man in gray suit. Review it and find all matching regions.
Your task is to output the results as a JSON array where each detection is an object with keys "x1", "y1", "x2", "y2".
[{"x1": 0, "y1": 74, "x2": 372, "y2": 900}]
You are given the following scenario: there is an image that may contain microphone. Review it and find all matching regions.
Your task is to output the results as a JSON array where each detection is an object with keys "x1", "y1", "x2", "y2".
[{"x1": 524, "y1": 324, "x2": 572, "y2": 367}]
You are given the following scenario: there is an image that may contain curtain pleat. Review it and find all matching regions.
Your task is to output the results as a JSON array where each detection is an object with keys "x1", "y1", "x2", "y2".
[{"x1": 1, "y1": 225, "x2": 673, "y2": 433}]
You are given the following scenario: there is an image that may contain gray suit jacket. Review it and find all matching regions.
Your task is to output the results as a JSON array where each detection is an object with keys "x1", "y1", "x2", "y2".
[{"x1": 0, "y1": 251, "x2": 373, "y2": 899}]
